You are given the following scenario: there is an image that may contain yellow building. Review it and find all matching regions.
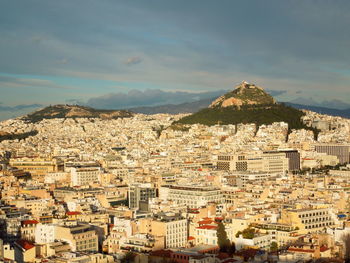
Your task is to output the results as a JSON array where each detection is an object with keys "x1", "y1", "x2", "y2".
[
  {"x1": 280, "y1": 208, "x2": 334, "y2": 234},
  {"x1": 9, "y1": 157, "x2": 63, "y2": 176},
  {"x1": 55, "y1": 224, "x2": 98, "y2": 252}
]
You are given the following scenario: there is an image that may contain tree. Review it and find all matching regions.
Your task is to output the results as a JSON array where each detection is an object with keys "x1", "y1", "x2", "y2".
[
  {"x1": 216, "y1": 222, "x2": 231, "y2": 252},
  {"x1": 121, "y1": 252, "x2": 136, "y2": 263},
  {"x1": 228, "y1": 242, "x2": 236, "y2": 255},
  {"x1": 343, "y1": 234, "x2": 350, "y2": 263},
  {"x1": 270, "y1": 241, "x2": 278, "y2": 252}
]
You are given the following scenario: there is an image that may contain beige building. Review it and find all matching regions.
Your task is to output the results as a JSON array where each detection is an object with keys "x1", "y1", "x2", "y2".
[
  {"x1": 55, "y1": 223, "x2": 98, "y2": 252},
  {"x1": 217, "y1": 152, "x2": 289, "y2": 175},
  {"x1": 164, "y1": 185, "x2": 223, "y2": 209},
  {"x1": 14, "y1": 240, "x2": 36, "y2": 263},
  {"x1": 149, "y1": 213, "x2": 188, "y2": 248},
  {"x1": 280, "y1": 208, "x2": 335, "y2": 234},
  {"x1": 71, "y1": 167, "x2": 102, "y2": 186},
  {"x1": 9, "y1": 157, "x2": 63, "y2": 176}
]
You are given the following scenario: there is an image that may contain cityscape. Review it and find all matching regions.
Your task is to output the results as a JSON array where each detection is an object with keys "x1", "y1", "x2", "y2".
[{"x1": 1, "y1": 1, "x2": 350, "y2": 263}]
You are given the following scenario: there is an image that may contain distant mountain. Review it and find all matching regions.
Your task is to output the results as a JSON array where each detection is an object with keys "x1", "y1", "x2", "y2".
[
  {"x1": 129, "y1": 98, "x2": 213, "y2": 114},
  {"x1": 175, "y1": 82, "x2": 314, "y2": 132},
  {"x1": 22, "y1": 104, "x2": 134, "y2": 123},
  {"x1": 288, "y1": 97, "x2": 350, "y2": 110},
  {"x1": 285, "y1": 102, "x2": 350, "y2": 119}
]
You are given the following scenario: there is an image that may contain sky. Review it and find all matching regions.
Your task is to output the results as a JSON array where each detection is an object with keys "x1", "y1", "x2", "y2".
[{"x1": 1, "y1": 0, "x2": 350, "y2": 119}]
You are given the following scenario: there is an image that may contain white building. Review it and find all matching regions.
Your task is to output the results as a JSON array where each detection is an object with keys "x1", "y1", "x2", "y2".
[
  {"x1": 165, "y1": 185, "x2": 223, "y2": 209},
  {"x1": 35, "y1": 224, "x2": 55, "y2": 244},
  {"x1": 71, "y1": 167, "x2": 102, "y2": 186}
]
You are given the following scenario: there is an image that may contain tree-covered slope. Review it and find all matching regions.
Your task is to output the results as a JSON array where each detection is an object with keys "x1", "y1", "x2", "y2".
[{"x1": 175, "y1": 103, "x2": 310, "y2": 130}]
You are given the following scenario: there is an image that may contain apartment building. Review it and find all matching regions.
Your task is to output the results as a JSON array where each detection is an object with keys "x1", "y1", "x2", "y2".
[
  {"x1": 128, "y1": 183, "x2": 157, "y2": 209},
  {"x1": 20, "y1": 220, "x2": 39, "y2": 242},
  {"x1": 315, "y1": 144, "x2": 350, "y2": 164},
  {"x1": 234, "y1": 171, "x2": 272, "y2": 188},
  {"x1": 9, "y1": 157, "x2": 63, "y2": 176},
  {"x1": 217, "y1": 152, "x2": 289, "y2": 175},
  {"x1": 280, "y1": 208, "x2": 335, "y2": 234},
  {"x1": 55, "y1": 223, "x2": 98, "y2": 252},
  {"x1": 165, "y1": 185, "x2": 223, "y2": 209},
  {"x1": 120, "y1": 233, "x2": 164, "y2": 252},
  {"x1": 71, "y1": 167, "x2": 102, "y2": 186},
  {"x1": 151, "y1": 213, "x2": 188, "y2": 248}
]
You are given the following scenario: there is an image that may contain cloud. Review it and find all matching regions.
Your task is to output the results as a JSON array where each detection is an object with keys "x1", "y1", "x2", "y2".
[
  {"x1": 87, "y1": 89, "x2": 227, "y2": 109},
  {"x1": 0, "y1": 75, "x2": 72, "y2": 89},
  {"x1": 0, "y1": 1, "x2": 350, "y2": 104},
  {"x1": 123, "y1": 56, "x2": 143, "y2": 65}
]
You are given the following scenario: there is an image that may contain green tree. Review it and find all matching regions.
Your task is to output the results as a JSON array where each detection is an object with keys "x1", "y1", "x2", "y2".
[
  {"x1": 270, "y1": 241, "x2": 278, "y2": 252},
  {"x1": 228, "y1": 242, "x2": 236, "y2": 255},
  {"x1": 121, "y1": 252, "x2": 136, "y2": 263},
  {"x1": 216, "y1": 222, "x2": 230, "y2": 252}
]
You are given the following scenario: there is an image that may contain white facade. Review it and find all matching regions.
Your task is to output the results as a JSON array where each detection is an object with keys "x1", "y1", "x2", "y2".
[
  {"x1": 167, "y1": 185, "x2": 223, "y2": 209},
  {"x1": 165, "y1": 218, "x2": 187, "y2": 248},
  {"x1": 71, "y1": 167, "x2": 101, "y2": 186},
  {"x1": 35, "y1": 224, "x2": 55, "y2": 244}
]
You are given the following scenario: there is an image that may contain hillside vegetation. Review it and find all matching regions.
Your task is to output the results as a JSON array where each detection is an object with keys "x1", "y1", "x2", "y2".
[{"x1": 22, "y1": 105, "x2": 134, "y2": 123}]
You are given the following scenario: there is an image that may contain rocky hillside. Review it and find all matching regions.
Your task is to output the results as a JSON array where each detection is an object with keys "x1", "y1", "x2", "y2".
[
  {"x1": 209, "y1": 81, "x2": 276, "y2": 108},
  {"x1": 22, "y1": 105, "x2": 134, "y2": 123}
]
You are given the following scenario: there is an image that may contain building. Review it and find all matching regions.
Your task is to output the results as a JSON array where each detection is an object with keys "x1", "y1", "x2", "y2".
[
  {"x1": 234, "y1": 171, "x2": 272, "y2": 188},
  {"x1": 217, "y1": 152, "x2": 289, "y2": 175},
  {"x1": 14, "y1": 240, "x2": 36, "y2": 263},
  {"x1": 151, "y1": 213, "x2": 188, "y2": 248},
  {"x1": 280, "y1": 208, "x2": 335, "y2": 234},
  {"x1": 265, "y1": 150, "x2": 301, "y2": 172},
  {"x1": 20, "y1": 220, "x2": 39, "y2": 242},
  {"x1": 71, "y1": 167, "x2": 102, "y2": 186},
  {"x1": 9, "y1": 157, "x2": 63, "y2": 176},
  {"x1": 55, "y1": 223, "x2": 98, "y2": 252},
  {"x1": 120, "y1": 233, "x2": 164, "y2": 252},
  {"x1": 128, "y1": 183, "x2": 157, "y2": 209},
  {"x1": 165, "y1": 185, "x2": 223, "y2": 209},
  {"x1": 315, "y1": 144, "x2": 350, "y2": 164},
  {"x1": 35, "y1": 224, "x2": 55, "y2": 244}
]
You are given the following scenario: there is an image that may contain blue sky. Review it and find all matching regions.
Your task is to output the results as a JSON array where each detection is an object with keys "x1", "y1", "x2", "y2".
[{"x1": 1, "y1": 0, "x2": 350, "y2": 118}]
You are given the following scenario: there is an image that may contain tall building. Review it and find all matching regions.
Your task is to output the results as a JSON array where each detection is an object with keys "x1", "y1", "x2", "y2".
[
  {"x1": 315, "y1": 144, "x2": 350, "y2": 164},
  {"x1": 151, "y1": 213, "x2": 188, "y2": 248},
  {"x1": 165, "y1": 185, "x2": 223, "y2": 209},
  {"x1": 71, "y1": 167, "x2": 102, "y2": 186},
  {"x1": 265, "y1": 150, "x2": 301, "y2": 172},
  {"x1": 128, "y1": 183, "x2": 157, "y2": 209},
  {"x1": 217, "y1": 152, "x2": 289, "y2": 175}
]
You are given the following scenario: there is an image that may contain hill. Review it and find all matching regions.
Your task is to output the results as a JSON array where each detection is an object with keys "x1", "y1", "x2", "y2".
[
  {"x1": 175, "y1": 82, "x2": 315, "y2": 132},
  {"x1": 209, "y1": 81, "x2": 276, "y2": 108},
  {"x1": 22, "y1": 105, "x2": 134, "y2": 123}
]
